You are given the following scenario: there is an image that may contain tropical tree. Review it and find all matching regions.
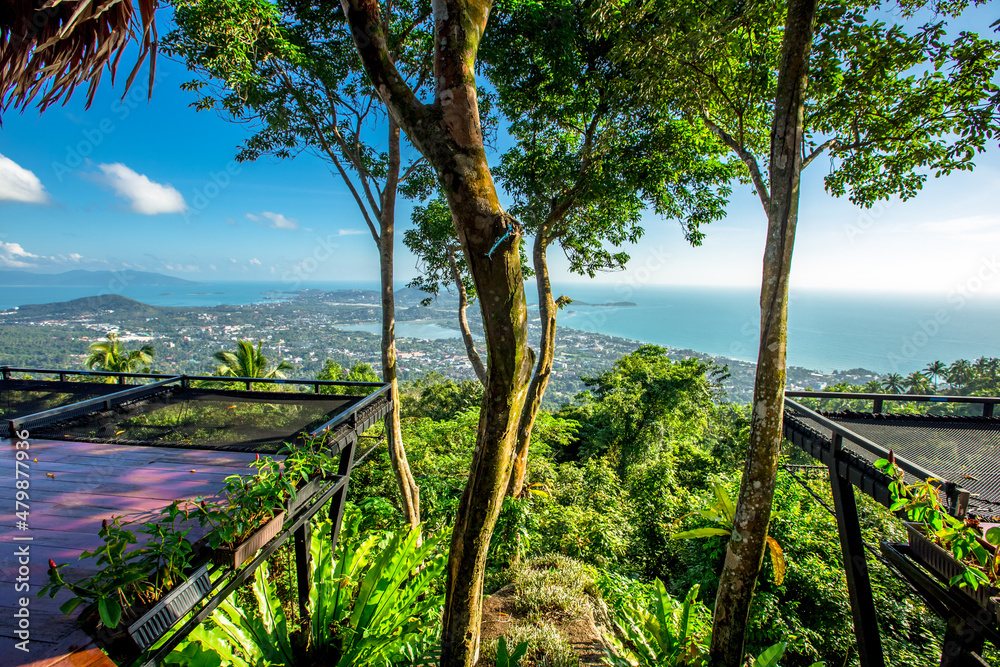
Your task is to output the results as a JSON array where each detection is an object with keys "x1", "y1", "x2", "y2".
[
  {"x1": 479, "y1": 0, "x2": 732, "y2": 497},
  {"x1": 164, "y1": 0, "x2": 430, "y2": 530},
  {"x1": 925, "y1": 361, "x2": 947, "y2": 391},
  {"x1": 86, "y1": 333, "x2": 155, "y2": 376},
  {"x1": 601, "y1": 0, "x2": 1000, "y2": 661},
  {"x1": 338, "y1": 1, "x2": 536, "y2": 662},
  {"x1": 903, "y1": 371, "x2": 931, "y2": 395},
  {"x1": 212, "y1": 340, "x2": 293, "y2": 379},
  {"x1": 861, "y1": 379, "x2": 883, "y2": 393},
  {"x1": 948, "y1": 359, "x2": 974, "y2": 391},
  {"x1": 881, "y1": 373, "x2": 905, "y2": 395}
]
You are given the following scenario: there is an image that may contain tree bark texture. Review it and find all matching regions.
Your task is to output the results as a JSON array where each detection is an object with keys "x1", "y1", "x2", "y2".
[
  {"x1": 380, "y1": 119, "x2": 421, "y2": 532},
  {"x1": 709, "y1": 0, "x2": 818, "y2": 664},
  {"x1": 507, "y1": 230, "x2": 560, "y2": 497},
  {"x1": 340, "y1": 2, "x2": 534, "y2": 665},
  {"x1": 449, "y1": 246, "x2": 487, "y2": 385}
]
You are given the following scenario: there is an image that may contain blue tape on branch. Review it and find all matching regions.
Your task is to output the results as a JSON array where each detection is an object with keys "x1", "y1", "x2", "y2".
[
  {"x1": 486, "y1": 227, "x2": 512, "y2": 259},
  {"x1": 929, "y1": 397, "x2": 948, "y2": 402}
]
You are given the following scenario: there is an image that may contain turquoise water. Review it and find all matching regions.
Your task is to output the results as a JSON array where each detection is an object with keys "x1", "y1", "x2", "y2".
[{"x1": 2, "y1": 280, "x2": 998, "y2": 375}]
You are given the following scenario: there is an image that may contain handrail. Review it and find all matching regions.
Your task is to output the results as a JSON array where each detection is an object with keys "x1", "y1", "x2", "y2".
[
  {"x1": 309, "y1": 383, "x2": 392, "y2": 437},
  {"x1": 784, "y1": 397, "x2": 943, "y2": 486},
  {"x1": 785, "y1": 390, "x2": 1000, "y2": 404},
  {"x1": 7, "y1": 376, "x2": 183, "y2": 432},
  {"x1": 0, "y1": 366, "x2": 385, "y2": 387}
]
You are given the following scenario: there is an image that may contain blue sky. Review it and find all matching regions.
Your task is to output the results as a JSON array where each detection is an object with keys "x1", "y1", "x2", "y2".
[{"x1": 1, "y1": 3, "x2": 998, "y2": 296}]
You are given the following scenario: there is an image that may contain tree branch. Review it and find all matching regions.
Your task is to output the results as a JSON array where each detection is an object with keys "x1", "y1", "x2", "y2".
[{"x1": 701, "y1": 111, "x2": 770, "y2": 213}]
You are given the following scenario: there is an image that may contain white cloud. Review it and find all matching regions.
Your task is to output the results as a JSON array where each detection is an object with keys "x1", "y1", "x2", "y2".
[
  {"x1": 337, "y1": 229, "x2": 365, "y2": 236},
  {"x1": 249, "y1": 257, "x2": 262, "y2": 265},
  {"x1": 247, "y1": 211, "x2": 299, "y2": 230},
  {"x1": 0, "y1": 154, "x2": 49, "y2": 204},
  {"x1": 225, "y1": 217, "x2": 238, "y2": 226},
  {"x1": 209, "y1": 264, "x2": 218, "y2": 271},
  {"x1": 0, "y1": 241, "x2": 40, "y2": 268},
  {"x1": 98, "y1": 163, "x2": 187, "y2": 215}
]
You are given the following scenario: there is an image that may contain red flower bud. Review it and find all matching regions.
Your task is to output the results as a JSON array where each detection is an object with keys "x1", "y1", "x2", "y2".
[
  {"x1": 200, "y1": 500, "x2": 208, "y2": 508},
  {"x1": 256, "y1": 454, "x2": 260, "y2": 462},
  {"x1": 888, "y1": 450, "x2": 895, "y2": 465},
  {"x1": 102, "y1": 519, "x2": 108, "y2": 530},
  {"x1": 48, "y1": 559, "x2": 57, "y2": 570}
]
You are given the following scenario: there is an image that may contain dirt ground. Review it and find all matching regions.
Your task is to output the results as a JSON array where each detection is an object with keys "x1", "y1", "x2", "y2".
[{"x1": 480, "y1": 584, "x2": 613, "y2": 666}]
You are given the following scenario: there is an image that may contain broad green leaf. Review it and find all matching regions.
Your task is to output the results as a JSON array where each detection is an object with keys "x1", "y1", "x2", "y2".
[
  {"x1": 754, "y1": 641, "x2": 787, "y2": 667},
  {"x1": 671, "y1": 527, "x2": 731, "y2": 540}
]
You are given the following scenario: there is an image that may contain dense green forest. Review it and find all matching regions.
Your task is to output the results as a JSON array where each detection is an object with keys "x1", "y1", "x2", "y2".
[{"x1": 138, "y1": 347, "x2": 995, "y2": 665}]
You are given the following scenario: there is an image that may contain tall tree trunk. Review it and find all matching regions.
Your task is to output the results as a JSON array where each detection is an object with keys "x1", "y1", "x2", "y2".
[
  {"x1": 448, "y1": 246, "x2": 487, "y2": 385},
  {"x1": 339, "y1": 3, "x2": 532, "y2": 664},
  {"x1": 438, "y1": 163, "x2": 533, "y2": 667},
  {"x1": 709, "y1": 0, "x2": 818, "y2": 663},
  {"x1": 380, "y1": 119, "x2": 421, "y2": 532},
  {"x1": 507, "y1": 231, "x2": 560, "y2": 497}
]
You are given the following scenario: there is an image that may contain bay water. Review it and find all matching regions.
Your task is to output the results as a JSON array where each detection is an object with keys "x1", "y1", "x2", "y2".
[{"x1": 2, "y1": 281, "x2": 997, "y2": 375}]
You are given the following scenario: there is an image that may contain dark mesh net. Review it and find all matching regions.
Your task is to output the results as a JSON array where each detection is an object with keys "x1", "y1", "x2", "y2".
[
  {"x1": 1, "y1": 380, "x2": 144, "y2": 434},
  {"x1": 29, "y1": 386, "x2": 361, "y2": 454},
  {"x1": 787, "y1": 408, "x2": 1000, "y2": 521}
]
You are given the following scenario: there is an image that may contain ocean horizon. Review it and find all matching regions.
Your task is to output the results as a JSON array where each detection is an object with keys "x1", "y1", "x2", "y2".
[{"x1": 2, "y1": 281, "x2": 998, "y2": 376}]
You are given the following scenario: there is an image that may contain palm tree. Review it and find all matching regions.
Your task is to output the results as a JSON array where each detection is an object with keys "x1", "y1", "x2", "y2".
[
  {"x1": 1, "y1": 0, "x2": 155, "y2": 113},
  {"x1": 86, "y1": 333, "x2": 154, "y2": 376},
  {"x1": 948, "y1": 359, "x2": 973, "y2": 392},
  {"x1": 862, "y1": 379, "x2": 883, "y2": 393},
  {"x1": 881, "y1": 373, "x2": 905, "y2": 394},
  {"x1": 213, "y1": 340, "x2": 292, "y2": 379},
  {"x1": 925, "y1": 361, "x2": 947, "y2": 391},
  {"x1": 903, "y1": 371, "x2": 931, "y2": 395}
]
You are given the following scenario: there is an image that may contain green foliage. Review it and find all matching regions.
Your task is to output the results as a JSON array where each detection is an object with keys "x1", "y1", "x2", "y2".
[
  {"x1": 86, "y1": 332, "x2": 155, "y2": 375},
  {"x1": 212, "y1": 339, "x2": 293, "y2": 379},
  {"x1": 877, "y1": 456, "x2": 999, "y2": 590},
  {"x1": 574, "y1": 346, "x2": 725, "y2": 475},
  {"x1": 603, "y1": 581, "x2": 711, "y2": 666},
  {"x1": 400, "y1": 372, "x2": 485, "y2": 421},
  {"x1": 40, "y1": 502, "x2": 196, "y2": 628},
  {"x1": 169, "y1": 511, "x2": 447, "y2": 666},
  {"x1": 482, "y1": 0, "x2": 733, "y2": 273},
  {"x1": 317, "y1": 359, "x2": 381, "y2": 395},
  {"x1": 495, "y1": 636, "x2": 529, "y2": 667},
  {"x1": 672, "y1": 481, "x2": 786, "y2": 585}
]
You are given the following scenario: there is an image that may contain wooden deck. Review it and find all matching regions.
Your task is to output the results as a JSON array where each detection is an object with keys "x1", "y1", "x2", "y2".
[{"x1": 1, "y1": 438, "x2": 259, "y2": 667}]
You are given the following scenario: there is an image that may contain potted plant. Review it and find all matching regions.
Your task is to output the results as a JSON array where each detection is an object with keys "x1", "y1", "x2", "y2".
[
  {"x1": 39, "y1": 503, "x2": 197, "y2": 657},
  {"x1": 876, "y1": 453, "x2": 1000, "y2": 617},
  {"x1": 192, "y1": 456, "x2": 296, "y2": 567}
]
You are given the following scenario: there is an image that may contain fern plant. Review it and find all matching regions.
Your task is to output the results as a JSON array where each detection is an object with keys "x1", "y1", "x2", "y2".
[{"x1": 166, "y1": 509, "x2": 448, "y2": 666}]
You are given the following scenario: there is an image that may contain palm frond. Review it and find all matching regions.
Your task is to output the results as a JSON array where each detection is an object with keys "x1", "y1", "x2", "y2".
[{"x1": 1, "y1": 0, "x2": 157, "y2": 114}]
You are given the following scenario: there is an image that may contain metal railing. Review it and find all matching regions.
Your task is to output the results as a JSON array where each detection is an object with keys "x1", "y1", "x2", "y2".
[
  {"x1": 785, "y1": 390, "x2": 999, "y2": 417},
  {"x1": 0, "y1": 366, "x2": 385, "y2": 393}
]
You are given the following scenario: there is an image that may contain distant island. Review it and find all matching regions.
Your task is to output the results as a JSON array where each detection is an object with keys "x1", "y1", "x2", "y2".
[
  {"x1": 570, "y1": 301, "x2": 637, "y2": 307},
  {"x1": 0, "y1": 269, "x2": 200, "y2": 287}
]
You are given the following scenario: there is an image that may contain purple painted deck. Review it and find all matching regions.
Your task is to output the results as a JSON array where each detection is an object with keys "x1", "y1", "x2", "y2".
[{"x1": 0, "y1": 439, "x2": 259, "y2": 667}]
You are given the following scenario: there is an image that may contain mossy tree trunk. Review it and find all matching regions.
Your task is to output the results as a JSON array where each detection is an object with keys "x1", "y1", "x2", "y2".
[
  {"x1": 709, "y1": 0, "x2": 818, "y2": 663},
  {"x1": 340, "y1": 1, "x2": 533, "y2": 664}
]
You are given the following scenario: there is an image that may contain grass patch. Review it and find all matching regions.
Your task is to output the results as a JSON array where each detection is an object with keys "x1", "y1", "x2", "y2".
[
  {"x1": 481, "y1": 625, "x2": 581, "y2": 667},
  {"x1": 509, "y1": 555, "x2": 598, "y2": 619}
]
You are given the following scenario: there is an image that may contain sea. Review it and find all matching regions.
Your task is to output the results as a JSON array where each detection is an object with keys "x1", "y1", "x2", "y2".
[{"x1": 2, "y1": 281, "x2": 998, "y2": 376}]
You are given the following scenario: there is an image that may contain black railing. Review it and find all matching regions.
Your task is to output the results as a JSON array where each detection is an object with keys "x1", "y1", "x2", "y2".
[
  {"x1": 785, "y1": 390, "x2": 999, "y2": 417},
  {"x1": 0, "y1": 366, "x2": 385, "y2": 393}
]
